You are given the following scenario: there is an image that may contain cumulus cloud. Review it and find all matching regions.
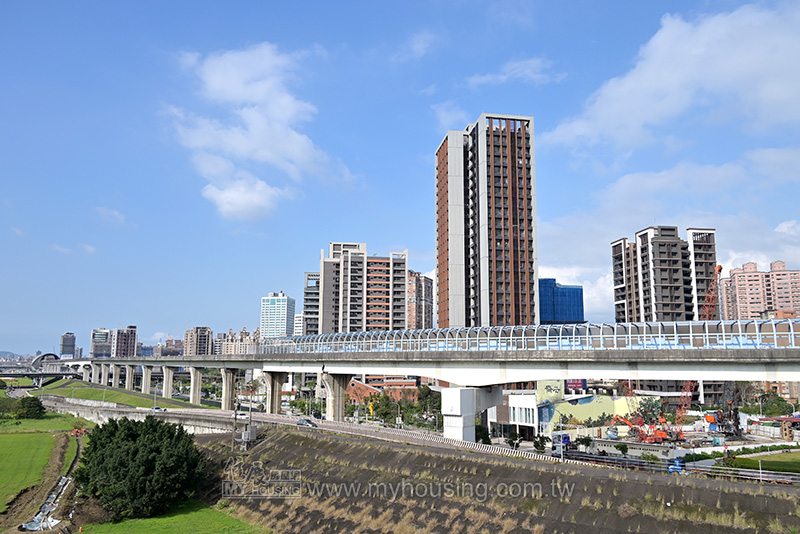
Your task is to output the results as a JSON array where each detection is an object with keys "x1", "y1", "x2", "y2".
[
  {"x1": 392, "y1": 31, "x2": 436, "y2": 62},
  {"x1": 52, "y1": 244, "x2": 71, "y2": 254},
  {"x1": 80, "y1": 243, "x2": 97, "y2": 254},
  {"x1": 172, "y1": 42, "x2": 348, "y2": 221},
  {"x1": 432, "y1": 101, "x2": 469, "y2": 132},
  {"x1": 775, "y1": 220, "x2": 800, "y2": 236},
  {"x1": 467, "y1": 57, "x2": 564, "y2": 87},
  {"x1": 94, "y1": 207, "x2": 126, "y2": 226},
  {"x1": 544, "y1": 3, "x2": 800, "y2": 149}
]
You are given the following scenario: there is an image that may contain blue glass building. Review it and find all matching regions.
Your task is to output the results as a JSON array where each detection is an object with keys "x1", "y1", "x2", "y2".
[{"x1": 538, "y1": 278, "x2": 584, "y2": 324}]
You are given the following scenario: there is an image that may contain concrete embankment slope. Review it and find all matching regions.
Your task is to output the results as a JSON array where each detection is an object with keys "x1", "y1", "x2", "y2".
[{"x1": 198, "y1": 429, "x2": 800, "y2": 534}]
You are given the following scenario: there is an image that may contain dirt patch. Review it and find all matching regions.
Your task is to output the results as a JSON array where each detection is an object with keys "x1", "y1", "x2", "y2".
[
  {"x1": 0, "y1": 432, "x2": 69, "y2": 531},
  {"x1": 195, "y1": 428, "x2": 800, "y2": 534}
]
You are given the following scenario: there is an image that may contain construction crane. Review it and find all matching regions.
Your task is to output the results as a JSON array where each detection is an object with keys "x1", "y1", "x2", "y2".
[
  {"x1": 166, "y1": 320, "x2": 191, "y2": 345},
  {"x1": 701, "y1": 265, "x2": 723, "y2": 321},
  {"x1": 670, "y1": 265, "x2": 723, "y2": 441}
]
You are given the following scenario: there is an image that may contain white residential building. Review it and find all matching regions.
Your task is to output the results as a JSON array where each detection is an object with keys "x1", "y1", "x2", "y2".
[{"x1": 260, "y1": 291, "x2": 296, "y2": 339}]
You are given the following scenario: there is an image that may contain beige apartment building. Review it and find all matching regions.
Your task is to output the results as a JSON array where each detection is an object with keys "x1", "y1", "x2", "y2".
[
  {"x1": 315, "y1": 242, "x2": 408, "y2": 334},
  {"x1": 720, "y1": 261, "x2": 800, "y2": 320},
  {"x1": 184, "y1": 326, "x2": 213, "y2": 356}
]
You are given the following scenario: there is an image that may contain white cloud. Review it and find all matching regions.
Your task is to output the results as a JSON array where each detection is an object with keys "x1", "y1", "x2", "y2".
[
  {"x1": 172, "y1": 42, "x2": 348, "y2": 221},
  {"x1": 418, "y1": 84, "x2": 437, "y2": 97},
  {"x1": 148, "y1": 331, "x2": 170, "y2": 343},
  {"x1": 544, "y1": 3, "x2": 800, "y2": 149},
  {"x1": 392, "y1": 31, "x2": 436, "y2": 62},
  {"x1": 201, "y1": 176, "x2": 291, "y2": 222},
  {"x1": 775, "y1": 220, "x2": 800, "y2": 236},
  {"x1": 52, "y1": 244, "x2": 71, "y2": 254},
  {"x1": 10, "y1": 227, "x2": 23, "y2": 237},
  {"x1": 432, "y1": 101, "x2": 469, "y2": 132},
  {"x1": 467, "y1": 57, "x2": 564, "y2": 87},
  {"x1": 94, "y1": 207, "x2": 126, "y2": 226},
  {"x1": 80, "y1": 243, "x2": 97, "y2": 254}
]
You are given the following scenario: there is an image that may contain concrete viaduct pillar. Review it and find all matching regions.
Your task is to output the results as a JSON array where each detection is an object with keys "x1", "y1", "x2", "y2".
[
  {"x1": 162, "y1": 366, "x2": 175, "y2": 399},
  {"x1": 221, "y1": 369, "x2": 236, "y2": 411},
  {"x1": 141, "y1": 366, "x2": 152, "y2": 395},
  {"x1": 101, "y1": 363, "x2": 111, "y2": 386},
  {"x1": 321, "y1": 373, "x2": 350, "y2": 422},
  {"x1": 90, "y1": 363, "x2": 101, "y2": 384},
  {"x1": 124, "y1": 365, "x2": 135, "y2": 391},
  {"x1": 442, "y1": 386, "x2": 503, "y2": 442},
  {"x1": 81, "y1": 365, "x2": 91, "y2": 382},
  {"x1": 260, "y1": 371, "x2": 287, "y2": 414},
  {"x1": 189, "y1": 367, "x2": 203, "y2": 405},
  {"x1": 111, "y1": 364, "x2": 121, "y2": 389}
]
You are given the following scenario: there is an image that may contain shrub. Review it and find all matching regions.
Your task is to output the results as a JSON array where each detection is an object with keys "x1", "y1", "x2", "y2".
[{"x1": 74, "y1": 416, "x2": 205, "y2": 520}]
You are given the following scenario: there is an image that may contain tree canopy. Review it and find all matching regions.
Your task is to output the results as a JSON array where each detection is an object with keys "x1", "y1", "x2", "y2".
[{"x1": 74, "y1": 416, "x2": 205, "y2": 519}]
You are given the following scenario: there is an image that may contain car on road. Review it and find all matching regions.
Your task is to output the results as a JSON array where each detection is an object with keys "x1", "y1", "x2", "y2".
[
  {"x1": 231, "y1": 412, "x2": 250, "y2": 418},
  {"x1": 297, "y1": 418, "x2": 318, "y2": 428},
  {"x1": 150, "y1": 406, "x2": 165, "y2": 412}
]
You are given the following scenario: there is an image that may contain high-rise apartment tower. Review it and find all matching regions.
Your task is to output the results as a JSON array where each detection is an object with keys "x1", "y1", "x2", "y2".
[
  {"x1": 611, "y1": 226, "x2": 718, "y2": 322},
  {"x1": 184, "y1": 326, "x2": 213, "y2": 355},
  {"x1": 436, "y1": 113, "x2": 539, "y2": 328},
  {"x1": 720, "y1": 261, "x2": 800, "y2": 320},
  {"x1": 318, "y1": 242, "x2": 407, "y2": 333},
  {"x1": 407, "y1": 270, "x2": 434, "y2": 330},
  {"x1": 302, "y1": 273, "x2": 320, "y2": 336},
  {"x1": 260, "y1": 291, "x2": 296, "y2": 339},
  {"x1": 111, "y1": 325, "x2": 138, "y2": 358}
]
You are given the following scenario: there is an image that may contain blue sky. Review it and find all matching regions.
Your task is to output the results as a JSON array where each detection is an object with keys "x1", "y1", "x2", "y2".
[{"x1": 2, "y1": 1, "x2": 799, "y2": 354}]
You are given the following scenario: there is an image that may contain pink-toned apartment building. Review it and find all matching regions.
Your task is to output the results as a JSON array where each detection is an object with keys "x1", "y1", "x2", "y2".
[{"x1": 720, "y1": 261, "x2": 800, "y2": 320}]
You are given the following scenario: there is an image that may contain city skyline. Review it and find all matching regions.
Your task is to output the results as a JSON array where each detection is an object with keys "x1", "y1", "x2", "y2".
[{"x1": 3, "y1": 2, "x2": 800, "y2": 353}]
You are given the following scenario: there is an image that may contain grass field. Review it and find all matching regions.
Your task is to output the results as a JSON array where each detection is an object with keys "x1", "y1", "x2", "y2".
[
  {"x1": 79, "y1": 500, "x2": 263, "y2": 533},
  {"x1": 34, "y1": 381, "x2": 219, "y2": 409},
  {"x1": 734, "y1": 451, "x2": 800, "y2": 473},
  {"x1": 0, "y1": 412, "x2": 94, "y2": 433},
  {"x1": 62, "y1": 435, "x2": 79, "y2": 476},
  {"x1": 0, "y1": 433, "x2": 56, "y2": 513},
  {"x1": 32, "y1": 385, "x2": 193, "y2": 409},
  {"x1": 0, "y1": 377, "x2": 33, "y2": 387}
]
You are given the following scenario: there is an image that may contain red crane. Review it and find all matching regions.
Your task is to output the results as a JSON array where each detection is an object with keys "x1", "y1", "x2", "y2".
[{"x1": 701, "y1": 265, "x2": 723, "y2": 321}]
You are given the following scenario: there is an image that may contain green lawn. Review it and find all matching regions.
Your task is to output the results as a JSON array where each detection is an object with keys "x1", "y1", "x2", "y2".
[
  {"x1": 0, "y1": 433, "x2": 56, "y2": 512},
  {"x1": 0, "y1": 412, "x2": 94, "y2": 433},
  {"x1": 79, "y1": 499, "x2": 263, "y2": 533},
  {"x1": 734, "y1": 451, "x2": 800, "y2": 473},
  {"x1": 0, "y1": 376, "x2": 33, "y2": 387},
  {"x1": 32, "y1": 382, "x2": 219, "y2": 409},
  {"x1": 62, "y1": 434, "x2": 79, "y2": 476}
]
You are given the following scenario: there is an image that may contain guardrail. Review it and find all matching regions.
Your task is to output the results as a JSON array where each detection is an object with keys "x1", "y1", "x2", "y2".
[{"x1": 220, "y1": 319, "x2": 800, "y2": 355}]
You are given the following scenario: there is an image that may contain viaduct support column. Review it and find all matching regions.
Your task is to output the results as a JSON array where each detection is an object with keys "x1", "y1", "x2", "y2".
[
  {"x1": 162, "y1": 366, "x2": 175, "y2": 399},
  {"x1": 82, "y1": 366, "x2": 91, "y2": 382},
  {"x1": 111, "y1": 364, "x2": 121, "y2": 389},
  {"x1": 442, "y1": 386, "x2": 503, "y2": 442},
  {"x1": 189, "y1": 367, "x2": 203, "y2": 405},
  {"x1": 262, "y1": 371, "x2": 287, "y2": 414},
  {"x1": 90, "y1": 363, "x2": 101, "y2": 384},
  {"x1": 221, "y1": 369, "x2": 236, "y2": 411},
  {"x1": 321, "y1": 373, "x2": 350, "y2": 422},
  {"x1": 141, "y1": 366, "x2": 152, "y2": 395},
  {"x1": 101, "y1": 363, "x2": 110, "y2": 386},
  {"x1": 124, "y1": 365, "x2": 135, "y2": 391}
]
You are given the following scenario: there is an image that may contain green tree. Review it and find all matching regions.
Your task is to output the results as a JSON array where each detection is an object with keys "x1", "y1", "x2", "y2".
[
  {"x1": 13, "y1": 396, "x2": 45, "y2": 419},
  {"x1": 505, "y1": 431, "x2": 520, "y2": 449},
  {"x1": 637, "y1": 396, "x2": 662, "y2": 425},
  {"x1": 74, "y1": 416, "x2": 205, "y2": 520},
  {"x1": 614, "y1": 443, "x2": 629, "y2": 456},
  {"x1": 532, "y1": 434, "x2": 551, "y2": 452},
  {"x1": 0, "y1": 378, "x2": 6, "y2": 389},
  {"x1": 575, "y1": 436, "x2": 593, "y2": 450},
  {"x1": 475, "y1": 423, "x2": 491, "y2": 445}
]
